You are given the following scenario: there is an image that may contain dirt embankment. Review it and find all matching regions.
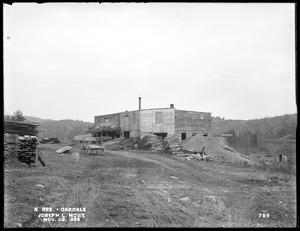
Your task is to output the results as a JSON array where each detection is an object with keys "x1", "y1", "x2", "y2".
[
  {"x1": 181, "y1": 135, "x2": 255, "y2": 164},
  {"x1": 4, "y1": 143, "x2": 296, "y2": 228}
]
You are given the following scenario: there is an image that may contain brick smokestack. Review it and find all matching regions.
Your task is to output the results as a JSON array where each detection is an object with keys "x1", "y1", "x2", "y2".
[{"x1": 139, "y1": 97, "x2": 141, "y2": 111}]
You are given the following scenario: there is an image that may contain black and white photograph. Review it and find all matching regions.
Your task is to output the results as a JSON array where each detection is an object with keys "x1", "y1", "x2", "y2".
[{"x1": 3, "y1": 2, "x2": 297, "y2": 228}]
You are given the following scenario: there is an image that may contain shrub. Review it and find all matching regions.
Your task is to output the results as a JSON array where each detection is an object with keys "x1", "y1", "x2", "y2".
[{"x1": 256, "y1": 159, "x2": 296, "y2": 175}]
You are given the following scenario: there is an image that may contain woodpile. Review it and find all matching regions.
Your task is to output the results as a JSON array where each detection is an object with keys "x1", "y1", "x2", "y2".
[
  {"x1": 4, "y1": 120, "x2": 39, "y2": 136},
  {"x1": 140, "y1": 135, "x2": 164, "y2": 151},
  {"x1": 108, "y1": 135, "x2": 164, "y2": 151},
  {"x1": 16, "y1": 136, "x2": 39, "y2": 165},
  {"x1": 4, "y1": 134, "x2": 18, "y2": 158},
  {"x1": 117, "y1": 137, "x2": 140, "y2": 150},
  {"x1": 163, "y1": 135, "x2": 184, "y2": 154}
]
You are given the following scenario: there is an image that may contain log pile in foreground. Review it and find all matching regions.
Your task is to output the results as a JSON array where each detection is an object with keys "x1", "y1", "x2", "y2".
[{"x1": 16, "y1": 136, "x2": 39, "y2": 165}]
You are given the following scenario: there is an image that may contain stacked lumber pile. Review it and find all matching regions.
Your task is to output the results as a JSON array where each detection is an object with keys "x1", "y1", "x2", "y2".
[
  {"x1": 4, "y1": 120, "x2": 39, "y2": 136},
  {"x1": 140, "y1": 135, "x2": 164, "y2": 151},
  {"x1": 16, "y1": 136, "x2": 39, "y2": 165},
  {"x1": 163, "y1": 135, "x2": 184, "y2": 154},
  {"x1": 4, "y1": 134, "x2": 18, "y2": 159}
]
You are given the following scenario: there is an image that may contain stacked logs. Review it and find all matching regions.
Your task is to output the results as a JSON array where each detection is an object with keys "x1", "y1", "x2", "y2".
[
  {"x1": 16, "y1": 136, "x2": 39, "y2": 165},
  {"x1": 163, "y1": 135, "x2": 184, "y2": 154},
  {"x1": 140, "y1": 135, "x2": 164, "y2": 151}
]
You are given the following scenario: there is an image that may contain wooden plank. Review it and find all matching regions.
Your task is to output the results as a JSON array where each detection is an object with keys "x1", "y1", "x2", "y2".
[{"x1": 56, "y1": 146, "x2": 72, "y2": 154}]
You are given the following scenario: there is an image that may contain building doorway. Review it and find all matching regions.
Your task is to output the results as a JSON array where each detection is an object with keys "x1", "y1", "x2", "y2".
[
  {"x1": 154, "y1": 133, "x2": 168, "y2": 139},
  {"x1": 124, "y1": 131, "x2": 130, "y2": 139},
  {"x1": 181, "y1": 133, "x2": 186, "y2": 140}
]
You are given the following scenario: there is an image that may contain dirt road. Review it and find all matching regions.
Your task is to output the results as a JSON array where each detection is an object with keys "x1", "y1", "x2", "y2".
[{"x1": 4, "y1": 144, "x2": 297, "y2": 228}]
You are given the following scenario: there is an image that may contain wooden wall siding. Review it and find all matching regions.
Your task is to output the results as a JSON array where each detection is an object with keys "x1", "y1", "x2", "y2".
[
  {"x1": 175, "y1": 110, "x2": 211, "y2": 131},
  {"x1": 120, "y1": 111, "x2": 139, "y2": 132},
  {"x1": 94, "y1": 114, "x2": 121, "y2": 126},
  {"x1": 140, "y1": 109, "x2": 175, "y2": 135}
]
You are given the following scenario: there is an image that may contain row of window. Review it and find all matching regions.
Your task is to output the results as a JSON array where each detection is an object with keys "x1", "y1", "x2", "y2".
[
  {"x1": 100, "y1": 112, "x2": 207, "y2": 124},
  {"x1": 102, "y1": 113, "x2": 137, "y2": 124}
]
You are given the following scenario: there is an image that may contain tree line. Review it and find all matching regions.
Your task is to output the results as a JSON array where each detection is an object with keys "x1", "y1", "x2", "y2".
[
  {"x1": 5, "y1": 110, "x2": 296, "y2": 148},
  {"x1": 5, "y1": 110, "x2": 93, "y2": 142},
  {"x1": 211, "y1": 114, "x2": 297, "y2": 154}
]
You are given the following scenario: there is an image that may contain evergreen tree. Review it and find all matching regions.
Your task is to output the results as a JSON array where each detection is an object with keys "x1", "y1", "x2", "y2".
[{"x1": 11, "y1": 109, "x2": 26, "y2": 121}]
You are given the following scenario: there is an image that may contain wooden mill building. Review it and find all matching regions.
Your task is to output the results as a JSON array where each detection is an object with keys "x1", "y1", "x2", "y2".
[{"x1": 94, "y1": 98, "x2": 211, "y2": 141}]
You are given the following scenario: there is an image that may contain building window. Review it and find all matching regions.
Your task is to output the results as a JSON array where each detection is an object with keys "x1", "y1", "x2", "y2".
[
  {"x1": 192, "y1": 132, "x2": 197, "y2": 136},
  {"x1": 124, "y1": 115, "x2": 129, "y2": 128},
  {"x1": 104, "y1": 118, "x2": 109, "y2": 123},
  {"x1": 156, "y1": 112, "x2": 162, "y2": 124}
]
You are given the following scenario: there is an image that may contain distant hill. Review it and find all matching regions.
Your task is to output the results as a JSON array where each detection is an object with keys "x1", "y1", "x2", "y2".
[
  {"x1": 23, "y1": 116, "x2": 94, "y2": 141},
  {"x1": 212, "y1": 113, "x2": 297, "y2": 138},
  {"x1": 211, "y1": 113, "x2": 297, "y2": 154},
  {"x1": 38, "y1": 119, "x2": 94, "y2": 141},
  {"x1": 25, "y1": 116, "x2": 49, "y2": 124}
]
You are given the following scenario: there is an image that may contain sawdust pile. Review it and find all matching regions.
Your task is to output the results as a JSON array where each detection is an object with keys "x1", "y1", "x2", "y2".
[{"x1": 181, "y1": 134, "x2": 255, "y2": 164}]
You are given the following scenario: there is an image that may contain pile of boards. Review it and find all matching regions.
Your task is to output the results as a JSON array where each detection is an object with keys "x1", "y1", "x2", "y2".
[
  {"x1": 4, "y1": 120, "x2": 40, "y2": 166},
  {"x1": 16, "y1": 136, "x2": 39, "y2": 165},
  {"x1": 4, "y1": 134, "x2": 18, "y2": 159},
  {"x1": 4, "y1": 120, "x2": 39, "y2": 136}
]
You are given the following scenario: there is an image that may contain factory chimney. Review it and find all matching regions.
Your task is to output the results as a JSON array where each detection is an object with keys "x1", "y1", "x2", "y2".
[{"x1": 139, "y1": 97, "x2": 141, "y2": 111}]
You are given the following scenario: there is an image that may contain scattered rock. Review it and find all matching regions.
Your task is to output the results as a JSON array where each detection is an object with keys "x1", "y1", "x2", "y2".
[
  {"x1": 203, "y1": 195, "x2": 226, "y2": 211},
  {"x1": 140, "y1": 180, "x2": 146, "y2": 184},
  {"x1": 105, "y1": 219, "x2": 109, "y2": 222},
  {"x1": 20, "y1": 163, "x2": 29, "y2": 167},
  {"x1": 170, "y1": 176, "x2": 178, "y2": 180},
  {"x1": 178, "y1": 196, "x2": 191, "y2": 203},
  {"x1": 15, "y1": 223, "x2": 22, "y2": 227},
  {"x1": 35, "y1": 184, "x2": 45, "y2": 188}
]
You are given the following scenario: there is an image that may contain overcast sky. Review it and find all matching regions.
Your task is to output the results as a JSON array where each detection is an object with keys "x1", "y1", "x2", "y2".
[{"x1": 4, "y1": 3, "x2": 296, "y2": 122}]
